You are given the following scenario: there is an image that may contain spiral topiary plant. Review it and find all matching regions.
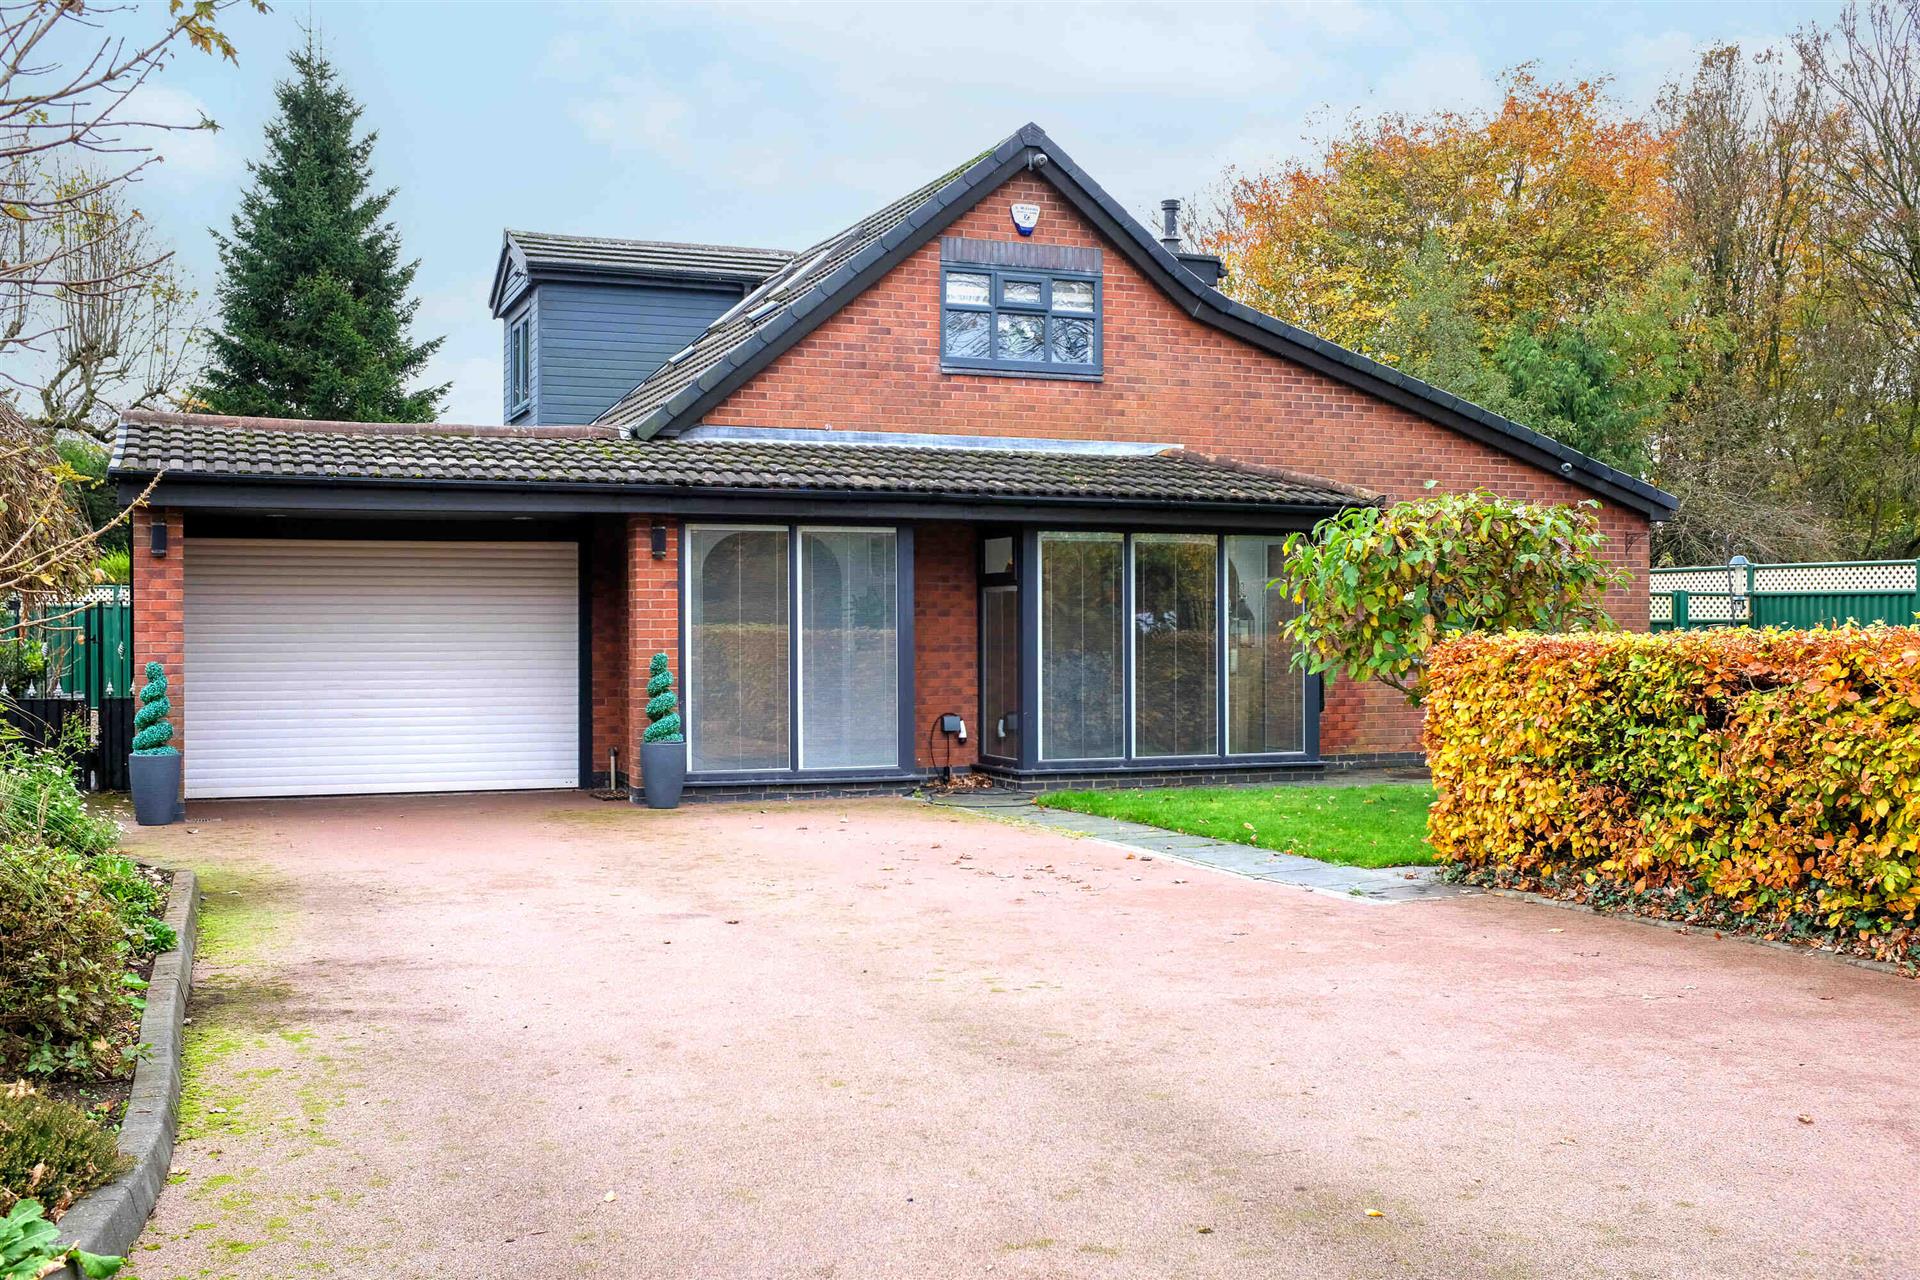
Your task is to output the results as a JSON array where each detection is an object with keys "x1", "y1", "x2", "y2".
[
  {"x1": 131, "y1": 660, "x2": 177, "y2": 755},
  {"x1": 642, "y1": 651, "x2": 683, "y2": 744}
]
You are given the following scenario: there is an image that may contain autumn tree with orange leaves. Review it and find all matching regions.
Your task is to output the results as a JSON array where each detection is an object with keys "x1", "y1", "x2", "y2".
[
  {"x1": 1195, "y1": 4, "x2": 1920, "y2": 563},
  {"x1": 1203, "y1": 69, "x2": 1670, "y2": 357}
]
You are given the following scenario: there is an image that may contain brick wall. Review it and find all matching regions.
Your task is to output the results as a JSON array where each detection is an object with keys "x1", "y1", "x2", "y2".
[
  {"x1": 702, "y1": 170, "x2": 1654, "y2": 758},
  {"x1": 589, "y1": 517, "x2": 629, "y2": 783},
  {"x1": 130, "y1": 506, "x2": 185, "y2": 755},
  {"x1": 913, "y1": 523, "x2": 979, "y2": 770},
  {"x1": 626, "y1": 517, "x2": 679, "y2": 782}
]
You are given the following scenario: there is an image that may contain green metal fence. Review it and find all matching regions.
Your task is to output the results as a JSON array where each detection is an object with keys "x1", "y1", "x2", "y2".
[
  {"x1": 1650, "y1": 559, "x2": 1920, "y2": 632},
  {"x1": 2, "y1": 586, "x2": 133, "y2": 705}
]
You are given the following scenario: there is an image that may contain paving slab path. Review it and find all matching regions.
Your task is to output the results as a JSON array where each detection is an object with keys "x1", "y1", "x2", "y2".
[
  {"x1": 120, "y1": 792, "x2": 1918, "y2": 1279},
  {"x1": 932, "y1": 789, "x2": 1453, "y2": 902}
]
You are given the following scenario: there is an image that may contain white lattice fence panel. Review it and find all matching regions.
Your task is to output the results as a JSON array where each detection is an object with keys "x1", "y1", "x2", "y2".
[
  {"x1": 1649, "y1": 595, "x2": 1673, "y2": 622},
  {"x1": 1752, "y1": 562, "x2": 1918, "y2": 593},
  {"x1": 1685, "y1": 595, "x2": 1743, "y2": 621},
  {"x1": 1649, "y1": 569, "x2": 1733, "y2": 593}
]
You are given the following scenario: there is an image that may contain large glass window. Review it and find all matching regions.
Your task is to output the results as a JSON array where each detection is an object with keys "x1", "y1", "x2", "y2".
[
  {"x1": 688, "y1": 528, "x2": 790, "y2": 772},
  {"x1": 1133, "y1": 534, "x2": 1218, "y2": 758},
  {"x1": 1226, "y1": 536, "x2": 1305, "y2": 755},
  {"x1": 799, "y1": 529, "x2": 897, "y2": 769},
  {"x1": 1025, "y1": 531, "x2": 1312, "y2": 765},
  {"x1": 942, "y1": 267, "x2": 1101, "y2": 375},
  {"x1": 1038, "y1": 532, "x2": 1124, "y2": 760}
]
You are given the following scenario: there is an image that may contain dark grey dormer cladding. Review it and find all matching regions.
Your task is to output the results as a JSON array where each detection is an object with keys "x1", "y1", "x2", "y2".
[{"x1": 492, "y1": 232, "x2": 793, "y2": 425}]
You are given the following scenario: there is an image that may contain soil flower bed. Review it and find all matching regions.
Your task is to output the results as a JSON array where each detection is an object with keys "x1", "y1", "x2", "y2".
[{"x1": 1, "y1": 737, "x2": 177, "y2": 1267}]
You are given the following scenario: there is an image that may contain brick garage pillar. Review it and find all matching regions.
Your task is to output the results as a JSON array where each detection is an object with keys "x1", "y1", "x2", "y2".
[
  {"x1": 130, "y1": 506, "x2": 185, "y2": 756},
  {"x1": 627, "y1": 517, "x2": 680, "y2": 791},
  {"x1": 588, "y1": 517, "x2": 630, "y2": 786}
]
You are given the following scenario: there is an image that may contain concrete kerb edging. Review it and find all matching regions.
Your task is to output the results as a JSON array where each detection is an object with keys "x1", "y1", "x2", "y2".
[{"x1": 56, "y1": 867, "x2": 199, "y2": 1264}]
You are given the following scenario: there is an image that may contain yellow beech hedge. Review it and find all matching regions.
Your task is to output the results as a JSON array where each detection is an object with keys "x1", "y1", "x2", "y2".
[{"x1": 1424, "y1": 627, "x2": 1920, "y2": 966}]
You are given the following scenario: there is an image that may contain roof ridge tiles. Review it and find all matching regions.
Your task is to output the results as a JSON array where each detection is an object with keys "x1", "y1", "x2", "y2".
[{"x1": 118, "y1": 410, "x2": 619, "y2": 441}]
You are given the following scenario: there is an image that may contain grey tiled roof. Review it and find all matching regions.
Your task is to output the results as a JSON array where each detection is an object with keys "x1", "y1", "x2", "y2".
[
  {"x1": 112, "y1": 413, "x2": 1365, "y2": 510},
  {"x1": 505, "y1": 231, "x2": 793, "y2": 284},
  {"x1": 594, "y1": 150, "x2": 990, "y2": 432},
  {"x1": 578, "y1": 122, "x2": 1677, "y2": 521}
]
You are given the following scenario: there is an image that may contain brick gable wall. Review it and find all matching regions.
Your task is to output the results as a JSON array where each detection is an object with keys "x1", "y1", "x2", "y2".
[{"x1": 702, "y1": 172, "x2": 1651, "y2": 760}]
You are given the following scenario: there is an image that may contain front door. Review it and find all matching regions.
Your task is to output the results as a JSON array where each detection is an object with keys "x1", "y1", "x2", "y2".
[{"x1": 978, "y1": 532, "x2": 1020, "y2": 762}]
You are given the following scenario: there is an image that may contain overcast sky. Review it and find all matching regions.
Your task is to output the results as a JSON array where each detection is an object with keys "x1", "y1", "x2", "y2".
[{"x1": 132, "y1": 0, "x2": 1843, "y2": 424}]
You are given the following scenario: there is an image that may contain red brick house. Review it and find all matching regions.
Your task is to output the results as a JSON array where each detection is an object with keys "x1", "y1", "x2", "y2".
[{"x1": 110, "y1": 125, "x2": 1673, "y2": 801}]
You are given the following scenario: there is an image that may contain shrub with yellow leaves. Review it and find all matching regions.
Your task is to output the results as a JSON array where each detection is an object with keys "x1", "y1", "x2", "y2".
[{"x1": 1424, "y1": 626, "x2": 1920, "y2": 968}]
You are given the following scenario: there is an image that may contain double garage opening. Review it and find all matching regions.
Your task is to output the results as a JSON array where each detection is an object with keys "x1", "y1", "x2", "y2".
[{"x1": 182, "y1": 538, "x2": 581, "y2": 799}]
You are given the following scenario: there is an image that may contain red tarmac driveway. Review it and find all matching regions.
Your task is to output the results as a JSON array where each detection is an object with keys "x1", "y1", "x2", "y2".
[{"x1": 122, "y1": 792, "x2": 1918, "y2": 1279}]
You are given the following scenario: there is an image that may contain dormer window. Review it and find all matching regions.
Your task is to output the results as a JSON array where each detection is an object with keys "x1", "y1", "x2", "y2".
[
  {"x1": 507, "y1": 316, "x2": 531, "y2": 416},
  {"x1": 941, "y1": 265, "x2": 1101, "y2": 377}
]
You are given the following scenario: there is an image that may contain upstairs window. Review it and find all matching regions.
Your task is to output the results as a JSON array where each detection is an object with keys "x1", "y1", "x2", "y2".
[
  {"x1": 507, "y1": 316, "x2": 531, "y2": 415},
  {"x1": 941, "y1": 266, "x2": 1100, "y2": 376}
]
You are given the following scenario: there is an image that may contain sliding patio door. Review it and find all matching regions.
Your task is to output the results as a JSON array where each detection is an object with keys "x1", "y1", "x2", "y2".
[
  {"x1": 799, "y1": 528, "x2": 898, "y2": 770},
  {"x1": 687, "y1": 527, "x2": 791, "y2": 772},
  {"x1": 686, "y1": 523, "x2": 905, "y2": 777}
]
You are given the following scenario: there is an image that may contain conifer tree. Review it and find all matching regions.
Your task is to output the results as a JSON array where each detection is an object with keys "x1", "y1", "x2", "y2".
[{"x1": 196, "y1": 32, "x2": 446, "y2": 421}]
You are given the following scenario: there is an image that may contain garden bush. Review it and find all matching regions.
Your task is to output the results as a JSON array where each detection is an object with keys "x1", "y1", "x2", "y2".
[
  {"x1": 1425, "y1": 626, "x2": 1920, "y2": 965},
  {"x1": 0, "y1": 848, "x2": 138, "y2": 1078},
  {"x1": 0, "y1": 741, "x2": 117, "y2": 859},
  {"x1": 0, "y1": 1084, "x2": 129, "y2": 1217},
  {"x1": 84, "y1": 855, "x2": 173, "y2": 955}
]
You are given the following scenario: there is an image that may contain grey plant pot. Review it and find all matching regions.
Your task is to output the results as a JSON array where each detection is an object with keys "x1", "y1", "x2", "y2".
[
  {"x1": 641, "y1": 739, "x2": 687, "y2": 809},
  {"x1": 129, "y1": 752, "x2": 183, "y2": 826}
]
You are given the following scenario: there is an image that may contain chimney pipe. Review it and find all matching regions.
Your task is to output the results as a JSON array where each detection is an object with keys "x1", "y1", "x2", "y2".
[{"x1": 1159, "y1": 198, "x2": 1182, "y2": 253}]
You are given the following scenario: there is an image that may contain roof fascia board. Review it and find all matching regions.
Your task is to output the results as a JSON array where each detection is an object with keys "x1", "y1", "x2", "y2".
[
  {"x1": 117, "y1": 475, "x2": 1346, "y2": 528},
  {"x1": 487, "y1": 238, "x2": 529, "y2": 317},
  {"x1": 518, "y1": 262, "x2": 766, "y2": 294}
]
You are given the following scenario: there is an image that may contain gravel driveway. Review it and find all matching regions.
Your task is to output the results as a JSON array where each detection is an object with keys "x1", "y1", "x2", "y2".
[{"x1": 121, "y1": 791, "x2": 1918, "y2": 1279}]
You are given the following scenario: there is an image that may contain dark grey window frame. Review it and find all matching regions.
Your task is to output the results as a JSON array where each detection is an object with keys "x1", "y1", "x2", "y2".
[
  {"x1": 940, "y1": 265, "x2": 1102, "y2": 378},
  {"x1": 991, "y1": 526, "x2": 1322, "y2": 775},
  {"x1": 507, "y1": 314, "x2": 532, "y2": 417},
  {"x1": 680, "y1": 520, "x2": 918, "y2": 785}
]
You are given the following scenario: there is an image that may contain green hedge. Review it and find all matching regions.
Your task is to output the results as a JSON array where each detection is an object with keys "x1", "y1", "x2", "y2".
[{"x1": 1425, "y1": 627, "x2": 1920, "y2": 967}]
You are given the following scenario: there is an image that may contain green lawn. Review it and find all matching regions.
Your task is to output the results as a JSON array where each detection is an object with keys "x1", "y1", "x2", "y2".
[{"x1": 1035, "y1": 782, "x2": 1438, "y2": 868}]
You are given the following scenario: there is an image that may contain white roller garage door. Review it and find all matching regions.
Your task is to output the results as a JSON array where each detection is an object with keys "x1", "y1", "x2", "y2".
[{"x1": 184, "y1": 539, "x2": 579, "y2": 798}]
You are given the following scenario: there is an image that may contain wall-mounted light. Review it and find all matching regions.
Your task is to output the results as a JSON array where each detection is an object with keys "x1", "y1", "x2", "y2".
[
  {"x1": 650, "y1": 523, "x2": 667, "y2": 560},
  {"x1": 149, "y1": 519, "x2": 168, "y2": 558}
]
